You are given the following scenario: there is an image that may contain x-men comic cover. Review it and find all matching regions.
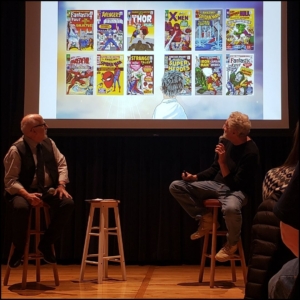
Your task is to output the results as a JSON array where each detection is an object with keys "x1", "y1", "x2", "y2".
[
  {"x1": 66, "y1": 54, "x2": 94, "y2": 95},
  {"x1": 164, "y1": 9, "x2": 192, "y2": 51},
  {"x1": 127, "y1": 10, "x2": 155, "y2": 51},
  {"x1": 164, "y1": 55, "x2": 192, "y2": 95},
  {"x1": 97, "y1": 10, "x2": 124, "y2": 51},
  {"x1": 195, "y1": 9, "x2": 222, "y2": 51},
  {"x1": 96, "y1": 54, "x2": 124, "y2": 95},
  {"x1": 127, "y1": 55, "x2": 154, "y2": 95},
  {"x1": 226, "y1": 54, "x2": 254, "y2": 95},
  {"x1": 195, "y1": 54, "x2": 222, "y2": 95},
  {"x1": 66, "y1": 10, "x2": 94, "y2": 51},
  {"x1": 225, "y1": 8, "x2": 254, "y2": 50}
]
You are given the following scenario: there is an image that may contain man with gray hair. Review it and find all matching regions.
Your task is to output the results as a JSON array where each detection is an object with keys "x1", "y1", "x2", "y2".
[
  {"x1": 152, "y1": 70, "x2": 187, "y2": 119},
  {"x1": 169, "y1": 111, "x2": 260, "y2": 261}
]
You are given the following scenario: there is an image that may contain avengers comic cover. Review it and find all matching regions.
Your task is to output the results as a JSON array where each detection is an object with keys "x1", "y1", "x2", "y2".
[
  {"x1": 164, "y1": 55, "x2": 192, "y2": 95},
  {"x1": 66, "y1": 54, "x2": 94, "y2": 95},
  {"x1": 66, "y1": 10, "x2": 94, "y2": 51},
  {"x1": 127, "y1": 55, "x2": 154, "y2": 95},
  {"x1": 127, "y1": 10, "x2": 155, "y2": 51},
  {"x1": 164, "y1": 9, "x2": 192, "y2": 51},
  {"x1": 97, "y1": 10, "x2": 124, "y2": 51},
  {"x1": 195, "y1": 9, "x2": 222, "y2": 51},
  {"x1": 195, "y1": 54, "x2": 222, "y2": 95},
  {"x1": 225, "y1": 8, "x2": 255, "y2": 50},
  {"x1": 226, "y1": 54, "x2": 254, "y2": 95},
  {"x1": 96, "y1": 54, "x2": 124, "y2": 95}
]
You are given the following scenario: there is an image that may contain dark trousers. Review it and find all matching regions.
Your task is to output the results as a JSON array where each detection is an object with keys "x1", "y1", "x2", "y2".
[{"x1": 7, "y1": 194, "x2": 74, "y2": 251}]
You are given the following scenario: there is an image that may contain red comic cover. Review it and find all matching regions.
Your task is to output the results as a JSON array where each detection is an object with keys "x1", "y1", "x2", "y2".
[
  {"x1": 66, "y1": 54, "x2": 94, "y2": 95},
  {"x1": 96, "y1": 54, "x2": 124, "y2": 95},
  {"x1": 127, "y1": 10, "x2": 154, "y2": 51},
  {"x1": 127, "y1": 55, "x2": 154, "y2": 95},
  {"x1": 67, "y1": 10, "x2": 94, "y2": 51},
  {"x1": 164, "y1": 55, "x2": 192, "y2": 95}
]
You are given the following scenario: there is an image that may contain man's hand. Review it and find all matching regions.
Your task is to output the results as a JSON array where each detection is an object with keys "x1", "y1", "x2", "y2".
[
  {"x1": 54, "y1": 185, "x2": 72, "y2": 199},
  {"x1": 182, "y1": 171, "x2": 197, "y2": 181}
]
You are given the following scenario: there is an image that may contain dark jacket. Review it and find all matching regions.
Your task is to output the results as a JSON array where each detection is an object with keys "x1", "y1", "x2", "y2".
[{"x1": 244, "y1": 191, "x2": 295, "y2": 299}]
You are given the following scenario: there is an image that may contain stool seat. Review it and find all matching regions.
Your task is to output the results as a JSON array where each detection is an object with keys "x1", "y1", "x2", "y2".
[
  {"x1": 199, "y1": 198, "x2": 247, "y2": 288},
  {"x1": 3, "y1": 202, "x2": 59, "y2": 289},
  {"x1": 79, "y1": 199, "x2": 126, "y2": 283}
]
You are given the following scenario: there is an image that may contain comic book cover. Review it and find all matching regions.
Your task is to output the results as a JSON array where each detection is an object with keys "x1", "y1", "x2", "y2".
[
  {"x1": 195, "y1": 54, "x2": 222, "y2": 95},
  {"x1": 97, "y1": 10, "x2": 124, "y2": 51},
  {"x1": 127, "y1": 10, "x2": 154, "y2": 51},
  {"x1": 226, "y1": 54, "x2": 254, "y2": 95},
  {"x1": 195, "y1": 9, "x2": 222, "y2": 51},
  {"x1": 225, "y1": 8, "x2": 254, "y2": 50},
  {"x1": 164, "y1": 9, "x2": 192, "y2": 51},
  {"x1": 96, "y1": 54, "x2": 124, "y2": 95},
  {"x1": 164, "y1": 55, "x2": 192, "y2": 95},
  {"x1": 127, "y1": 55, "x2": 154, "y2": 95},
  {"x1": 66, "y1": 10, "x2": 94, "y2": 51},
  {"x1": 66, "y1": 54, "x2": 94, "y2": 95}
]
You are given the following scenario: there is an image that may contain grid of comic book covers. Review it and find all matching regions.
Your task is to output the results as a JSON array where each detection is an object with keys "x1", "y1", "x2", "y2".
[{"x1": 65, "y1": 8, "x2": 254, "y2": 97}]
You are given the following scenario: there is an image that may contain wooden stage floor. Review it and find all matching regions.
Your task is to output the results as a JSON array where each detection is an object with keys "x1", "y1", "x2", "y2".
[{"x1": 1, "y1": 264, "x2": 245, "y2": 299}]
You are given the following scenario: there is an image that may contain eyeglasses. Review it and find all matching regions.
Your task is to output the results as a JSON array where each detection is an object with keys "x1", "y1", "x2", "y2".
[{"x1": 31, "y1": 122, "x2": 47, "y2": 129}]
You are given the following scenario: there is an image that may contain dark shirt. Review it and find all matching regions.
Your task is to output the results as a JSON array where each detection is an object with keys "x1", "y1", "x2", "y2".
[{"x1": 196, "y1": 138, "x2": 260, "y2": 198}]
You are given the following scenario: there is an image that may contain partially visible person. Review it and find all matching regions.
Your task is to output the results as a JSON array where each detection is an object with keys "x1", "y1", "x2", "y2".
[
  {"x1": 169, "y1": 111, "x2": 260, "y2": 262},
  {"x1": 152, "y1": 70, "x2": 188, "y2": 119},
  {"x1": 268, "y1": 161, "x2": 299, "y2": 299},
  {"x1": 3, "y1": 114, "x2": 74, "y2": 268},
  {"x1": 244, "y1": 121, "x2": 299, "y2": 299}
]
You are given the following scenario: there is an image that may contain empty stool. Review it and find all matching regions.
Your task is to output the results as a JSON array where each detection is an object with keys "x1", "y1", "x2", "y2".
[
  {"x1": 198, "y1": 199, "x2": 247, "y2": 288},
  {"x1": 3, "y1": 202, "x2": 59, "y2": 289},
  {"x1": 79, "y1": 199, "x2": 126, "y2": 283}
]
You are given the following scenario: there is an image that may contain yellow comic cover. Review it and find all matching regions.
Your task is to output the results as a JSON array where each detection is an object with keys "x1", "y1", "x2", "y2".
[
  {"x1": 164, "y1": 9, "x2": 192, "y2": 51},
  {"x1": 96, "y1": 54, "x2": 124, "y2": 95}
]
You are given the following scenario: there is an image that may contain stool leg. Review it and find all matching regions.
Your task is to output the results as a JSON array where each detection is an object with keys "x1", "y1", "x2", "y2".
[
  {"x1": 238, "y1": 239, "x2": 247, "y2": 284},
  {"x1": 3, "y1": 244, "x2": 15, "y2": 286},
  {"x1": 98, "y1": 206, "x2": 105, "y2": 283},
  {"x1": 114, "y1": 206, "x2": 126, "y2": 280},
  {"x1": 22, "y1": 208, "x2": 33, "y2": 289},
  {"x1": 35, "y1": 206, "x2": 41, "y2": 283},
  {"x1": 198, "y1": 232, "x2": 209, "y2": 282},
  {"x1": 209, "y1": 207, "x2": 219, "y2": 288},
  {"x1": 44, "y1": 206, "x2": 59, "y2": 286},
  {"x1": 79, "y1": 205, "x2": 95, "y2": 282},
  {"x1": 103, "y1": 206, "x2": 109, "y2": 279},
  {"x1": 230, "y1": 260, "x2": 236, "y2": 282}
]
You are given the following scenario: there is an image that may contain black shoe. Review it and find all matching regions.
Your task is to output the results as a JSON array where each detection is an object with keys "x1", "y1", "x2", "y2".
[
  {"x1": 9, "y1": 248, "x2": 23, "y2": 268},
  {"x1": 38, "y1": 242, "x2": 56, "y2": 264}
]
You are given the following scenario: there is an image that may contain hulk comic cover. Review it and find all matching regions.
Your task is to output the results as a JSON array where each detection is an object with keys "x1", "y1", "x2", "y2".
[
  {"x1": 164, "y1": 55, "x2": 192, "y2": 95},
  {"x1": 226, "y1": 8, "x2": 254, "y2": 50},
  {"x1": 165, "y1": 9, "x2": 192, "y2": 51},
  {"x1": 195, "y1": 54, "x2": 222, "y2": 95},
  {"x1": 127, "y1": 10, "x2": 154, "y2": 51},
  {"x1": 226, "y1": 54, "x2": 254, "y2": 95},
  {"x1": 127, "y1": 55, "x2": 154, "y2": 95},
  {"x1": 97, "y1": 10, "x2": 124, "y2": 51},
  {"x1": 66, "y1": 54, "x2": 94, "y2": 95},
  {"x1": 195, "y1": 9, "x2": 222, "y2": 51},
  {"x1": 96, "y1": 54, "x2": 124, "y2": 95},
  {"x1": 66, "y1": 10, "x2": 94, "y2": 51}
]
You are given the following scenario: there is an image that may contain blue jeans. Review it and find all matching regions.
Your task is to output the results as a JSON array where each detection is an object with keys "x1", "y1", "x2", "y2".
[
  {"x1": 169, "y1": 180, "x2": 248, "y2": 245},
  {"x1": 268, "y1": 257, "x2": 299, "y2": 299}
]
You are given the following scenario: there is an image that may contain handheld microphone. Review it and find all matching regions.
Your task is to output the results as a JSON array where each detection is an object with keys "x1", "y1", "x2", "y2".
[{"x1": 214, "y1": 135, "x2": 225, "y2": 160}]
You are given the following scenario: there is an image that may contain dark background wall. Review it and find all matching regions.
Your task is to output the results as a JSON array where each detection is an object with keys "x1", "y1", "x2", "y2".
[{"x1": 1, "y1": 2, "x2": 299, "y2": 265}]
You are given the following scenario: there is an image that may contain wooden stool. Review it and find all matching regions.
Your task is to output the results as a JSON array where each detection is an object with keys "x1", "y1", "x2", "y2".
[
  {"x1": 79, "y1": 199, "x2": 126, "y2": 283},
  {"x1": 198, "y1": 199, "x2": 247, "y2": 288},
  {"x1": 3, "y1": 203, "x2": 59, "y2": 289}
]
